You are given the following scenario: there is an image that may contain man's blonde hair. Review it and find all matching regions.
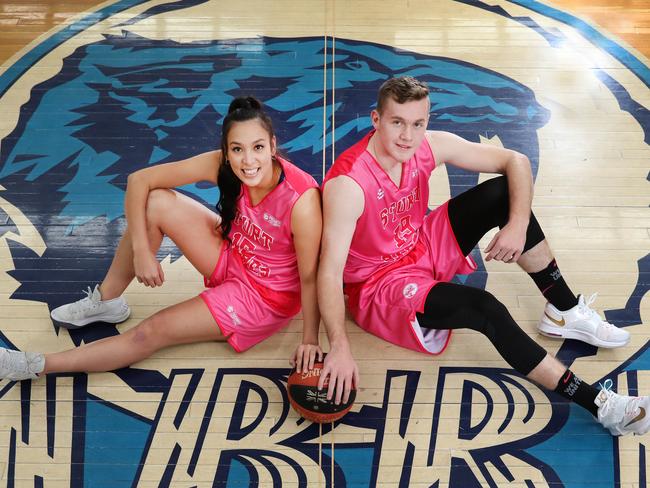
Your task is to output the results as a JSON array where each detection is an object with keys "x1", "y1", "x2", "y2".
[{"x1": 376, "y1": 76, "x2": 429, "y2": 113}]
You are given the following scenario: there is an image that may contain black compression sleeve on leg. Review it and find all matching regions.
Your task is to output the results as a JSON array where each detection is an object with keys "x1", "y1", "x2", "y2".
[
  {"x1": 415, "y1": 282, "x2": 547, "y2": 375},
  {"x1": 447, "y1": 175, "x2": 545, "y2": 256}
]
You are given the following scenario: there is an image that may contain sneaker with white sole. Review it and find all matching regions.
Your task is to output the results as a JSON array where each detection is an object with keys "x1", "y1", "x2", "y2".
[
  {"x1": 537, "y1": 293, "x2": 630, "y2": 348},
  {"x1": 595, "y1": 379, "x2": 650, "y2": 436},
  {"x1": 0, "y1": 348, "x2": 44, "y2": 381},
  {"x1": 50, "y1": 285, "x2": 130, "y2": 329}
]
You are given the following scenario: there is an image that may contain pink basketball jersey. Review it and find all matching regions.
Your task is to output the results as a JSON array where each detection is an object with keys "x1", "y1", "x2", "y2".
[
  {"x1": 226, "y1": 157, "x2": 318, "y2": 316},
  {"x1": 323, "y1": 130, "x2": 437, "y2": 284},
  {"x1": 323, "y1": 131, "x2": 476, "y2": 355}
]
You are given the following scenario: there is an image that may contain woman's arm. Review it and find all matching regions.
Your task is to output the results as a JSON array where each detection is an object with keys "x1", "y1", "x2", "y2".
[
  {"x1": 125, "y1": 150, "x2": 222, "y2": 286},
  {"x1": 289, "y1": 187, "x2": 324, "y2": 372}
]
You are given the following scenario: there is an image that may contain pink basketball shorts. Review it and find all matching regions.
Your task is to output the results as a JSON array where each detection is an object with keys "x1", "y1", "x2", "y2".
[
  {"x1": 199, "y1": 247, "x2": 291, "y2": 353},
  {"x1": 347, "y1": 201, "x2": 476, "y2": 355}
]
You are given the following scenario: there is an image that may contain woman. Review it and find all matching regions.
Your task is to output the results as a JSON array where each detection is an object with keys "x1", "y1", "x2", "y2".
[{"x1": 0, "y1": 97, "x2": 323, "y2": 380}]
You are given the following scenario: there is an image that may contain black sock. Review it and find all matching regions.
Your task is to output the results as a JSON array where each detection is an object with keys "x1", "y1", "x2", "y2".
[
  {"x1": 529, "y1": 259, "x2": 578, "y2": 311},
  {"x1": 554, "y1": 369, "x2": 599, "y2": 416}
]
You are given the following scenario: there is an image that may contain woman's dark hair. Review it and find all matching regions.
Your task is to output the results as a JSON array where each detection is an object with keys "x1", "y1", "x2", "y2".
[{"x1": 216, "y1": 96, "x2": 275, "y2": 240}]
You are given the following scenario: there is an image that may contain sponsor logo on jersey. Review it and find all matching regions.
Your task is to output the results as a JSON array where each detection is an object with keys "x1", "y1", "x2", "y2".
[
  {"x1": 403, "y1": 283, "x2": 418, "y2": 299},
  {"x1": 264, "y1": 212, "x2": 282, "y2": 227},
  {"x1": 226, "y1": 305, "x2": 241, "y2": 326}
]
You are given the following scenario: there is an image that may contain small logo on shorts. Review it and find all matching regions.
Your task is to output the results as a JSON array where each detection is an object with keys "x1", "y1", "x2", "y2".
[
  {"x1": 264, "y1": 212, "x2": 281, "y2": 227},
  {"x1": 403, "y1": 283, "x2": 418, "y2": 299},
  {"x1": 411, "y1": 169, "x2": 418, "y2": 178},
  {"x1": 377, "y1": 188, "x2": 384, "y2": 199},
  {"x1": 226, "y1": 305, "x2": 241, "y2": 326}
]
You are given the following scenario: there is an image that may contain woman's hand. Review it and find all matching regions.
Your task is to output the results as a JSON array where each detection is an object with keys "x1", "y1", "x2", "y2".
[
  {"x1": 133, "y1": 250, "x2": 165, "y2": 287},
  {"x1": 290, "y1": 343, "x2": 324, "y2": 373}
]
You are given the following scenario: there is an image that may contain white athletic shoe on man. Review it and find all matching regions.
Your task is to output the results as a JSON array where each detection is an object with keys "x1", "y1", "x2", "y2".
[
  {"x1": 50, "y1": 285, "x2": 130, "y2": 329},
  {"x1": 595, "y1": 380, "x2": 650, "y2": 436},
  {"x1": 0, "y1": 348, "x2": 44, "y2": 381},
  {"x1": 537, "y1": 293, "x2": 630, "y2": 348}
]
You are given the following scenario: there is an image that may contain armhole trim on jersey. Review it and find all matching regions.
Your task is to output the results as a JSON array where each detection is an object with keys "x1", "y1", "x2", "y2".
[{"x1": 423, "y1": 133, "x2": 438, "y2": 168}]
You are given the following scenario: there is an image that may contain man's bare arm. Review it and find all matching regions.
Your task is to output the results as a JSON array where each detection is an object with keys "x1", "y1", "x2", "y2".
[
  {"x1": 317, "y1": 175, "x2": 364, "y2": 404},
  {"x1": 427, "y1": 131, "x2": 533, "y2": 262}
]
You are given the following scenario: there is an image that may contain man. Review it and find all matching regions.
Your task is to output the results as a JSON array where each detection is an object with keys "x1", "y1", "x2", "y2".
[{"x1": 317, "y1": 76, "x2": 646, "y2": 436}]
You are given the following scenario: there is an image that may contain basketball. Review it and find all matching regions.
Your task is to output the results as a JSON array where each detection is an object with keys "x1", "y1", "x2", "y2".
[{"x1": 287, "y1": 360, "x2": 356, "y2": 423}]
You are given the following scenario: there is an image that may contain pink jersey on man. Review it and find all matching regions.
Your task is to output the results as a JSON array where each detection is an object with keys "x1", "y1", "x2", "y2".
[
  {"x1": 201, "y1": 157, "x2": 318, "y2": 352},
  {"x1": 323, "y1": 130, "x2": 476, "y2": 354}
]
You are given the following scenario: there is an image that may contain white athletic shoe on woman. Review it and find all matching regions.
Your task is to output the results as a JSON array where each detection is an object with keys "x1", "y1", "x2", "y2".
[
  {"x1": 595, "y1": 380, "x2": 650, "y2": 436},
  {"x1": 537, "y1": 293, "x2": 630, "y2": 348},
  {"x1": 50, "y1": 285, "x2": 131, "y2": 329},
  {"x1": 0, "y1": 348, "x2": 44, "y2": 381}
]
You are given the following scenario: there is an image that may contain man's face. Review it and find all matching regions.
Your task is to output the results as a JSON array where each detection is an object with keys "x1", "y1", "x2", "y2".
[{"x1": 371, "y1": 97, "x2": 430, "y2": 164}]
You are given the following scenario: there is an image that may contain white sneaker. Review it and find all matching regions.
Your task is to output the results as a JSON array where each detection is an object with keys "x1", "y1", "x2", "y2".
[
  {"x1": 50, "y1": 285, "x2": 130, "y2": 329},
  {"x1": 0, "y1": 348, "x2": 44, "y2": 381},
  {"x1": 537, "y1": 293, "x2": 630, "y2": 348},
  {"x1": 595, "y1": 379, "x2": 650, "y2": 436}
]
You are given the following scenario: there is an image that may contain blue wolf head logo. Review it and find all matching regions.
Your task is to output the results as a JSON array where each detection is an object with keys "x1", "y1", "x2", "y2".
[
  {"x1": 0, "y1": 33, "x2": 553, "y2": 348},
  {"x1": 0, "y1": 20, "x2": 648, "y2": 488}
]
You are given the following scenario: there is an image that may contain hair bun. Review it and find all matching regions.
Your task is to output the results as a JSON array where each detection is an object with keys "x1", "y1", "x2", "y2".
[{"x1": 227, "y1": 96, "x2": 262, "y2": 114}]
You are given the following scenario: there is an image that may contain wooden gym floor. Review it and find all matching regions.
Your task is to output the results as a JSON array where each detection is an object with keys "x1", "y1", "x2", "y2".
[{"x1": 0, "y1": 0, "x2": 648, "y2": 486}]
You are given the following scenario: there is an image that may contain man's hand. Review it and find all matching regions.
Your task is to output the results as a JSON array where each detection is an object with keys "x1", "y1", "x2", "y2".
[
  {"x1": 290, "y1": 343, "x2": 324, "y2": 374},
  {"x1": 484, "y1": 222, "x2": 527, "y2": 263},
  {"x1": 318, "y1": 343, "x2": 359, "y2": 405}
]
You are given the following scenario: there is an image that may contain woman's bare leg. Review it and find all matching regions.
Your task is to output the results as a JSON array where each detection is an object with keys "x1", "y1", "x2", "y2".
[
  {"x1": 99, "y1": 189, "x2": 223, "y2": 299},
  {"x1": 44, "y1": 296, "x2": 224, "y2": 373}
]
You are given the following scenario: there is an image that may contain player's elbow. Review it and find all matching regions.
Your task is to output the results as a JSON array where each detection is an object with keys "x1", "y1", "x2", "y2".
[
  {"x1": 511, "y1": 151, "x2": 531, "y2": 170},
  {"x1": 317, "y1": 266, "x2": 343, "y2": 293},
  {"x1": 299, "y1": 268, "x2": 318, "y2": 288},
  {"x1": 126, "y1": 169, "x2": 147, "y2": 189},
  {"x1": 501, "y1": 150, "x2": 531, "y2": 176}
]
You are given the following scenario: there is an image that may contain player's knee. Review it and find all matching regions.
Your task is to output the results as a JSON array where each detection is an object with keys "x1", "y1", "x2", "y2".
[
  {"x1": 131, "y1": 314, "x2": 168, "y2": 353},
  {"x1": 470, "y1": 288, "x2": 509, "y2": 322},
  {"x1": 468, "y1": 288, "x2": 513, "y2": 339},
  {"x1": 482, "y1": 175, "x2": 509, "y2": 210},
  {"x1": 145, "y1": 188, "x2": 175, "y2": 226}
]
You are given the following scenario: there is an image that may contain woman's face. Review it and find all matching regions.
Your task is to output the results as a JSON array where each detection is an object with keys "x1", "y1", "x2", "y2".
[{"x1": 226, "y1": 118, "x2": 277, "y2": 188}]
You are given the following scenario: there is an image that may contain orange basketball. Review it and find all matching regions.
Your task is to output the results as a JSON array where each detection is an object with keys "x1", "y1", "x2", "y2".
[{"x1": 287, "y1": 360, "x2": 356, "y2": 423}]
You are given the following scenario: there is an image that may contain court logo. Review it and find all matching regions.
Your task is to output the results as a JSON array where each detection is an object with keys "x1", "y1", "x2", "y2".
[{"x1": 0, "y1": 0, "x2": 647, "y2": 486}]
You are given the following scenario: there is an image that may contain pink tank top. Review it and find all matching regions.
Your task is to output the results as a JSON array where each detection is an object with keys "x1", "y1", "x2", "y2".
[
  {"x1": 323, "y1": 130, "x2": 436, "y2": 284},
  {"x1": 226, "y1": 157, "x2": 318, "y2": 316}
]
